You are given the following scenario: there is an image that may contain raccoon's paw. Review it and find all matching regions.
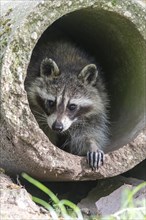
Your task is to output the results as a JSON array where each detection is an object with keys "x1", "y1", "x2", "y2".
[{"x1": 87, "y1": 150, "x2": 104, "y2": 170}]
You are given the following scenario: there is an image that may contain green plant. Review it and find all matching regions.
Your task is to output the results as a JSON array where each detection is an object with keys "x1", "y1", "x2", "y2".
[
  {"x1": 101, "y1": 182, "x2": 146, "y2": 220},
  {"x1": 22, "y1": 173, "x2": 146, "y2": 220},
  {"x1": 22, "y1": 173, "x2": 83, "y2": 220}
]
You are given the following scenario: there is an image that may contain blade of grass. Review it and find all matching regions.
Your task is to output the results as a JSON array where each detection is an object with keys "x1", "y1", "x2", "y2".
[
  {"x1": 112, "y1": 207, "x2": 146, "y2": 219},
  {"x1": 122, "y1": 182, "x2": 146, "y2": 208},
  {"x1": 22, "y1": 173, "x2": 70, "y2": 219},
  {"x1": 32, "y1": 196, "x2": 59, "y2": 219},
  {"x1": 22, "y1": 172, "x2": 59, "y2": 204},
  {"x1": 58, "y1": 199, "x2": 84, "y2": 220}
]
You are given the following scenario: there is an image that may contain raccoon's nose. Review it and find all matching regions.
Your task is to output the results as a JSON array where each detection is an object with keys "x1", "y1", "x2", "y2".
[{"x1": 52, "y1": 121, "x2": 63, "y2": 132}]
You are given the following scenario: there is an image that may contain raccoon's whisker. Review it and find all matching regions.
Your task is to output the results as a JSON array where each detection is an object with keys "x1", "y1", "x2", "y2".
[
  {"x1": 36, "y1": 115, "x2": 46, "y2": 121},
  {"x1": 44, "y1": 124, "x2": 49, "y2": 131},
  {"x1": 61, "y1": 138, "x2": 70, "y2": 149},
  {"x1": 63, "y1": 130, "x2": 69, "y2": 136},
  {"x1": 34, "y1": 118, "x2": 47, "y2": 123},
  {"x1": 38, "y1": 122, "x2": 47, "y2": 125},
  {"x1": 32, "y1": 109, "x2": 43, "y2": 115},
  {"x1": 32, "y1": 112, "x2": 46, "y2": 121},
  {"x1": 37, "y1": 118, "x2": 47, "y2": 122},
  {"x1": 32, "y1": 110, "x2": 46, "y2": 118}
]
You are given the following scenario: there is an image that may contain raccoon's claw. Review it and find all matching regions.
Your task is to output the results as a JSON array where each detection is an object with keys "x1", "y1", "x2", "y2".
[{"x1": 87, "y1": 150, "x2": 104, "y2": 170}]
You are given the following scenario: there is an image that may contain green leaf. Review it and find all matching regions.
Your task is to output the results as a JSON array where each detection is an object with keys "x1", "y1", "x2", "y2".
[
  {"x1": 22, "y1": 172, "x2": 59, "y2": 204},
  {"x1": 32, "y1": 196, "x2": 59, "y2": 219}
]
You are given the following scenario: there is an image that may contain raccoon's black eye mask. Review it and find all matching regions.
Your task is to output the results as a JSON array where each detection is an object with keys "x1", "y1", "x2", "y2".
[
  {"x1": 45, "y1": 100, "x2": 56, "y2": 108},
  {"x1": 44, "y1": 99, "x2": 56, "y2": 115},
  {"x1": 67, "y1": 103, "x2": 77, "y2": 111},
  {"x1": 36, "y1": 94, "x2": 56, "y2": 115}
]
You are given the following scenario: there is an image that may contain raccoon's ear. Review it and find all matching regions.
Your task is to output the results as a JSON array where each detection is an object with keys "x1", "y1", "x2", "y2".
[
  {"x1": 40, "y1": 58, "x2": 60, "y2": 78},
  {"x1": 78, "y1": 64, "x2": 98, "y2": 85}
]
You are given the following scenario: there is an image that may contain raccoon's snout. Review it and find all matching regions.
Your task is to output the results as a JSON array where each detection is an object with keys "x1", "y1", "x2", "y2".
[{"x1": 52, "y1": 120, "x2": 63, "y2": 132}]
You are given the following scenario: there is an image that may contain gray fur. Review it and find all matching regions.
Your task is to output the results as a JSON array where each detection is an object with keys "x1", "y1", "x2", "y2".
[{"x1": 25, "y1": 39, "x2": 109, "y2": 157}]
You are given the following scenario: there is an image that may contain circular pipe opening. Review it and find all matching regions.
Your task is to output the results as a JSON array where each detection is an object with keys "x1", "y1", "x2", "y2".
[
  {"x1": 1, "y1": 1, "x2": 146, "y2": 181},
  {"x1": 25, "y1": 8, "x2": 146, "y2": 153}
]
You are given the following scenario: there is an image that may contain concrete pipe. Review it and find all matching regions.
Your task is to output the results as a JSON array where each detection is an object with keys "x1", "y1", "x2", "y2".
[{"x1": 1, "y1": 0, "x2": 146, "y2": 181}]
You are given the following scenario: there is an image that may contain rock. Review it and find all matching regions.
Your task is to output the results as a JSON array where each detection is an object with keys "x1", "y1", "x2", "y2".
[
  {"x1": 78, "y1": 175, "x2": 145, "y2": 216},
  {"x1": 0, "y1": 173, "x2": 51, "y2": 220},
  {"x1": 96, "y1": 182, "x2": 146, "y2": 216},
  {"x1": 1, "y1": 0, "x2": 146, "y2": 181},
  {"x1": 95, "y1": 184, "x2": 132, "y2": 215}
]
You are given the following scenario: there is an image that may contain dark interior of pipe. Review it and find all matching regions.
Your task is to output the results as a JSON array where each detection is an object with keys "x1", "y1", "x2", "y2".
[{"x1": 26, "y1": 8, "x2": 146, "y2": 153}]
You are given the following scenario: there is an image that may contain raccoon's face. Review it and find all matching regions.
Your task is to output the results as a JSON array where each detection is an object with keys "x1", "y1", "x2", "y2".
[
  {"x1": 31, "y1": 58, "x2": 101, "y2": 133},
  {"x1": 37, "y1": 87, "x2": 95, "y2": 133}
]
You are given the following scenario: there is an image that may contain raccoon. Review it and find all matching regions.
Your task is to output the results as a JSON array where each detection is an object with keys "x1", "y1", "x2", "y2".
[{"x1": 25, "y1": 39, "x2": 109, "y2": 169}]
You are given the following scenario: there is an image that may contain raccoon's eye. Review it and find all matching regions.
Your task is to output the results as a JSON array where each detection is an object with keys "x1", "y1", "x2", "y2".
[
  {"x1": 46, "y1": 100, "x2": 55, "y2": 108},
  {"x1": 67, "y1": 103, "x2": 77, "y2": 111}
]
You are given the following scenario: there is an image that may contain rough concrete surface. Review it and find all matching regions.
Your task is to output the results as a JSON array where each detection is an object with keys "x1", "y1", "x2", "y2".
[
  {"x1": 0, "y1": 0, "x2": 146, "y2": 181},
  {"x1": 0, "y1": 173, "x2": 51, "y2": 220}
]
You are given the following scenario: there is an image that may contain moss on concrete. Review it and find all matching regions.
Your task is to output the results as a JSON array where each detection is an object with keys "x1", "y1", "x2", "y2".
[{"x1": 0, "y1": 0, "x2": 146, "y2": 180}]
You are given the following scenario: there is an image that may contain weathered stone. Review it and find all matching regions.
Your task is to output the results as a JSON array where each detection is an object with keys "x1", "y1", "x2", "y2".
[
  {"x1": 0, "y1": 173, "x2": 51, "y2": 220},
  {"x1": 95, "y1": 181, "x2": 146, "y2": 216},
  {"x1": 0, "y1": 0, "x2": 146, "y2": 181},
  {"x1": 78, "y1": 175, "x2": 145, "y2": 216}
]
